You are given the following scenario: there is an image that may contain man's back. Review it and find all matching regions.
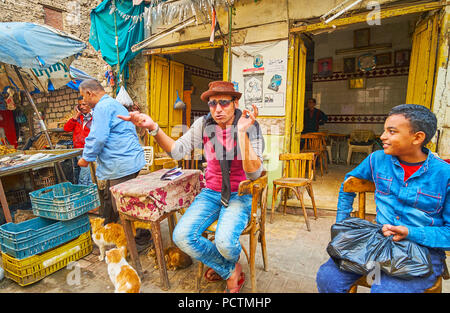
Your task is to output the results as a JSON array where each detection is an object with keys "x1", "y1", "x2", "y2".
[{"x1": 83, "y1": 94, "x2": 145, "y2": 180}]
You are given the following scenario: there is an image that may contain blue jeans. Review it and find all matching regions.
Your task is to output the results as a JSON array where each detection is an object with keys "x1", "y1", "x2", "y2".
[
  {"x1": 316, "y1": 248, "x2": 446, "y2": 293},
  {"x1": 78, "y1": 164, "x2": 92, "y2": 185},
  {"x1": 75, "y1": 156, "x2": 92, "y2": 186},
  {"x1": 172, "y1": 188, "x2": 252, "y2": 280}
]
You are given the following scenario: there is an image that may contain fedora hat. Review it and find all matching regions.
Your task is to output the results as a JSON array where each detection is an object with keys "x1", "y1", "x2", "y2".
[{"x1": 200, "y1": 81, "x2": 242, "y2": 102}]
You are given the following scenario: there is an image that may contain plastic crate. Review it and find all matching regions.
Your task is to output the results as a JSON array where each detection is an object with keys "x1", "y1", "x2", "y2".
[
  {"x1": 0, "y1": 189, "x2": 31, "y2": 213},
  {"x1": 31, "y1": 167, "x2": 57, "y2": 189},
  {"x1": 0, "y1": 214, "x2": 91, "y2": 259},
  {"x1": 29, "y1": 182, "x2": 100, "y2": 221},
  {"x1": 2, "y1": 231, "x2": 92, "y2": 286}
]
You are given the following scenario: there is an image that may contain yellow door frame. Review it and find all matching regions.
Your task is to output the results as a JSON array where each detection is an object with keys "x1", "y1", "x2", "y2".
[
  {"x1": 290, "y1": 1, "x2": 444, "y2": 34},
  {"x1": 144, "y1": 40, "x2": 229, "y2": 155},
  {"x1": 144, "y1": 39, "x2": 229, "y2": 117}
]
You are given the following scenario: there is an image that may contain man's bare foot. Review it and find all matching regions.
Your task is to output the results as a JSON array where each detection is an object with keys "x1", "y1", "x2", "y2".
[{"x1": 226, "y1": 262, "x2": 243, "y2": 291}]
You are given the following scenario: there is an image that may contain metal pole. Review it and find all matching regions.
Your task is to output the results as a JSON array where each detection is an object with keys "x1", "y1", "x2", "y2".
[
  {"x1": 227, "y1": 3, "x2": 233, "y2": 82},
  {"x1": 13, "y1": 66, "x2": 54, "y2": 149},
  {"x1": 12, "y1": 65, "x2": 67, "y2": 182}
]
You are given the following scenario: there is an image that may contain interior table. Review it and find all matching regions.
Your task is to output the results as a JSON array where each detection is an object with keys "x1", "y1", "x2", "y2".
[
  {"x1": 0, "y1": 149, "x2": 83, "y2": 223},
  {"x1": 110, "y1": 168, "x2": 203, "y2": 290},
  {"x1": 328, "y1": 133, "x2": 349, "y2": 164}
]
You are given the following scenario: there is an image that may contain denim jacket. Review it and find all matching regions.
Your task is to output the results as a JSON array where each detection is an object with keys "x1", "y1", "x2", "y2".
[
  {"x1": 336, "y1": 149, "x2": 450, "y2": 250},
  {"x1": 82, "y1": 94, "x2": 145, "y2": 180}
]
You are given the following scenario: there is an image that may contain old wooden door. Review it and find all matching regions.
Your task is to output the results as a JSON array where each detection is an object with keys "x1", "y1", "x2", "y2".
[
  {"x1": 149, "y1": 56, "x2": 184, "y2": 154},
  {"x1": 406, "y1": 14, "x2": 439, "y2": 109}
]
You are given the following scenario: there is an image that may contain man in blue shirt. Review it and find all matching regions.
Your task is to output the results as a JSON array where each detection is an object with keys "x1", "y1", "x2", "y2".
[
  {"x1": 316, "y1": 104, "x2": 450, "y2": 293},
  {"x1": 77, "y1": 80, "x2": 151, "y2": 250}
]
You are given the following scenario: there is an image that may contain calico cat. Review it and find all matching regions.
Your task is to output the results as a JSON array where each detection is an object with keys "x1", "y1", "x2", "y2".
[
  {"x1": 105, "y1": 247, "x2": 141, "y2": 293},
  {"x1": 147, "y1": 245, "x2": 193, "y2": 271},
  {"x1": 90, "y1": 217, "x2": 128, "y2": 261}
]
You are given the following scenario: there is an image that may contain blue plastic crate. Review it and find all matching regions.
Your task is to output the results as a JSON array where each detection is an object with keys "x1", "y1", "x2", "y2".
[
  {"x1": 29, "y1": 182, "x2": 100, "y2": 221},
  {"x1": 0, "y1": 214, "x2": 91, "y2": 259}
]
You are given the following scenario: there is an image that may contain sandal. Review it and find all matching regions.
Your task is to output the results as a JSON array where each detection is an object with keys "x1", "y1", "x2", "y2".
[
  {"x1": 204, "y1": 267, "x2": 223, "y2": 282},
  {"x1": 224, "y1": 272, "x2": 245, "y2": 293}
]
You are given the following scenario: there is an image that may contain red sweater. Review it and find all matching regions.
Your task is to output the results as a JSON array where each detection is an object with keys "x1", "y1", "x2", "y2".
[{"x1": 63, "y1": 114, "x2": 92, "y2": 148}]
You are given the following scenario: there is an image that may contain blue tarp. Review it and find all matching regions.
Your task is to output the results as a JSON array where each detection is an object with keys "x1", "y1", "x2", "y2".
[
  {"x1": 89, "y1": 0, "x2": 148, "y2": 84},
  {"x1": 0, "y1": 22, "x2": 86, "y2": 69}
]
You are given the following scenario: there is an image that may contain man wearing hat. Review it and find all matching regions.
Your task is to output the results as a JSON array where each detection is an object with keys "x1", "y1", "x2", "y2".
[{"x1": 119, "y1": 81, "x2": 265, "y2": 293}]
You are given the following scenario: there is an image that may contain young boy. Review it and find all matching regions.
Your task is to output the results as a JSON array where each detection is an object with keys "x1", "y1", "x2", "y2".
[{"x1": 316, "y1": 104, "x2": 450, "y2": 293}]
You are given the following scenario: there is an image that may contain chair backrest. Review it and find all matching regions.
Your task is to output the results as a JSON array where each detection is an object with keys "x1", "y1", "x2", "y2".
[
  {"x1": 181, "y1": 148, "x2": 204, "y2": 170},
  {"x1": 343, "y1": 176, "x2": 375, "y2": 220},
  {"x1": 163, "y1": 159, "x2": 179, "y2": 169},
  {"x1": 279, "y1": 153, "x2": 315, "y2": 180},
  {"x1": 349, "y1": 130, "x2": 375, "y2": 144},
  {"x1": 238, "y1": 171, "x2": 268, "y2": 228},
  {"x1": 301, "y1": 133, "x2": 325, "y2": 151},
  {"x1": 143, "y1": 146, "x2": 154, "y2": 170},
  {"x1": 309, "y1": 131, "x2": 330, "y2": 146}
]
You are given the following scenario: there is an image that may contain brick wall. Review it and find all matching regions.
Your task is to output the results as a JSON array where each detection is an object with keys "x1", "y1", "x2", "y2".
[{"x1": 26, "y1": 86, "x2": 80, "y2": 133}]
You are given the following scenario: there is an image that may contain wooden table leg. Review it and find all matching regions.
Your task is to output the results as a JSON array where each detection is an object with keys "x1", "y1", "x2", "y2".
[
  {"x1": 151, "y1": 220, "x2": 170, "y2": 290},
  {"x1": 167, "y1": 212, "x2": 176, "y2": 245},
  {"x1": 0, "y1": 178, "x2": 12, "y2": 223},
  {"x1": 120, "y1": 215, "x2": 144, "y2": 278}
]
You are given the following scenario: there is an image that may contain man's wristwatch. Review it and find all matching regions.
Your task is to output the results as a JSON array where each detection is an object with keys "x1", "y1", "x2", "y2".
[{"x1": 148, "y1": 123, "x2": 159, "y2": 136}]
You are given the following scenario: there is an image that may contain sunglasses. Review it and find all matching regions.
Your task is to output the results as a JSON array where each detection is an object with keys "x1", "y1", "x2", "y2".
[{"x1": 207, "y1": 99, "x2": 234, "y2": 108}]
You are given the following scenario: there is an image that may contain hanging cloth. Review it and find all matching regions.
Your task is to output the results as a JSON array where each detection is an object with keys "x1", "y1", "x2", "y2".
[{"x1": 89, "y1": 0, "x2": 148, "y2": 83}]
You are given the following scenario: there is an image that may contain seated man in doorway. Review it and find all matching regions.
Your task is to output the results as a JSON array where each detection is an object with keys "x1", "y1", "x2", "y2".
[
  {"x1": 119, "y1": 81, "x2": 265, "y2": 293},
  {"x1": 303, "y1": 98, "x2": 327, "y2": 134},
  {"x1": 316, "y1": 104, "x2": 450, "y2": 293}
]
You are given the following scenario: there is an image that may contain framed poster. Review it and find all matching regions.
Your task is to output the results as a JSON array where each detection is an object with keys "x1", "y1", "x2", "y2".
[
  {"x1": 243, "y1": 69, "x2": 264, "y2": 108},
  {"x1": 343, "y1": 57, "x2": 356, "y2": 73},
  {"x1": 318, "y1": 57, "x2": 333, "y2": 77},
  {"x1": 348, "y1": 77, "x2": 365, "y2": 89},
  {"x1": 394, "y1": 50, "x2": 411, "y2": 67},
  {"x1": 354, "y1": 28, "x2": 370, "y2": 48},
  {"x1": 375, "y1": 52, "x2": 392, "y2": 66}
]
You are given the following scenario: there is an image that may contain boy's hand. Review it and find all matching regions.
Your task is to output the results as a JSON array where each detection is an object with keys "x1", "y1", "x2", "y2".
[
  {"x1": 118, "y1": 111, "x2": 157, "y2": 130},
  {"x1": 382, "y1": 224, "x2": 409, "y2": 241}
]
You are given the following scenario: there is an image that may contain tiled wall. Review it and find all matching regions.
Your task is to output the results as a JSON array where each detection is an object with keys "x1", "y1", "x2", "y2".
[
  {"x1": 314, "y1": 75, "x2": 409, "y2": 135},
  {"x1": 311, "y1": 14, "x2": 416, "y2": 136}
]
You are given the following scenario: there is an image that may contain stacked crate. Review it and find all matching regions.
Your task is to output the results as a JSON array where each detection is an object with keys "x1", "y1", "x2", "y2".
[{"x1": 0, "y1": 182, "x2": 100, "y2": 286}]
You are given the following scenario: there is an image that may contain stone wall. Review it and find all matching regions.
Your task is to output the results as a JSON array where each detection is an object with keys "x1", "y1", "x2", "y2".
[{"x1": 1, "y1": 0, "x2": 111, "y2": 140}]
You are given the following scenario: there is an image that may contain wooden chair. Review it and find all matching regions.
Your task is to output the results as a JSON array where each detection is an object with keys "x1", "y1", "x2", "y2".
[
  {"x1": 347, "y1": 130, "x2": 375, "y2": 165},
  {"x1": 181, "y1": 148, "x2": 204, "y2": 171},
  {"x1": 301, "y1": 133, "x2": 327, "y2": 176},
  {"x1": 270, "y1": 153, "x2": 318, "y2": 230},
  {"x1": 162, "y1": 159, "x2": 179, "y2": 169},
  {"x1": 196, "y1": 172, "x2": 269, "y2": 293},
  {"x1": 343, "y1": 176, "x2": 449, "y2": 293},
  {"x1": 309, "y1": 132, "x2": 331, "y2": 171}
]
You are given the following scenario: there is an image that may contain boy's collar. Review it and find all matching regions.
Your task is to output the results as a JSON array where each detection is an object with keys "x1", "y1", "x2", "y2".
[{"x1": 391, "y1": 147, "x2": 431, "y2": 172}]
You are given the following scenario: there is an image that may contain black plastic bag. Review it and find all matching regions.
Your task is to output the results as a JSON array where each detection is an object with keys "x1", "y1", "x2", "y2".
[{"x1": 326, "y1": 217, "x2": 433, "y2": 280}]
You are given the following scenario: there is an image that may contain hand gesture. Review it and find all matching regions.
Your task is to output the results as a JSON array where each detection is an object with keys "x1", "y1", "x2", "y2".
[
  {"x1": 382, "y1": 224, "x2": 409, "y2": 242},
  {"x1": 117, "y1": 111, "x2": 157, "y2": 130},
  {"x1": 72, "y1": 106, "x2": 81, "y2": 120},
  {"x1": 237, "y1": 103, "x2": 259, "y2": 133}
]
